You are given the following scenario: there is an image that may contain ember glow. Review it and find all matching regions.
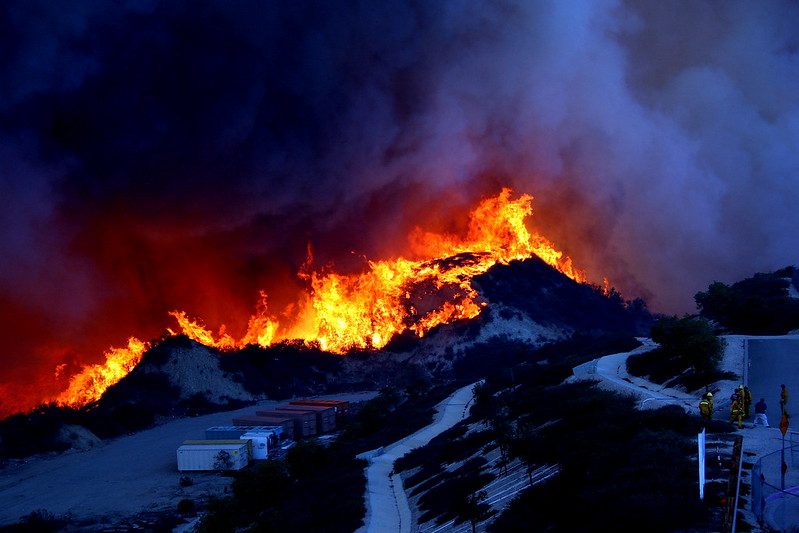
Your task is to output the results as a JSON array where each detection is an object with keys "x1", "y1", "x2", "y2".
[
  {"x1": 163, "y1": 188, "x2": 584, "y2": 353},
  {"x1": 51, "y1": 189, "x2": 586, "y2": 408}
]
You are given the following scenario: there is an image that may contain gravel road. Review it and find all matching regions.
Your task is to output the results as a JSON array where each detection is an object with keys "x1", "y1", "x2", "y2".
[{"x1": 0, "y1": 391, "x2": 377, "y2": 529}]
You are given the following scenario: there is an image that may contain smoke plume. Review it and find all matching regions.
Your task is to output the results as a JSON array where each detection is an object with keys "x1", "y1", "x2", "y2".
[{"x1": 1, "y1": 0, "x2": 798, "y2": 416}]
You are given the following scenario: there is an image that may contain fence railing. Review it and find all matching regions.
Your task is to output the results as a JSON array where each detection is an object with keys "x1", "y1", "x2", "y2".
[{"x1": 751, "y1": 431, "x2": 799, "y2": 531}]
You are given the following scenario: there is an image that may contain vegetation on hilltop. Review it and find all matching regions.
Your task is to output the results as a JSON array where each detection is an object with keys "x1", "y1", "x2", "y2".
[
  {"x1": 695, "y1": 266, "x2": 799, "y2": 334},
  {"x1": 475, "y1": 257, "x2": 654, "y2": 336}
]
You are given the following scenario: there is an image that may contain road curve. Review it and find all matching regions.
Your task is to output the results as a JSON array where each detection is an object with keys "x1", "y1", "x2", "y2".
[{"x1": 357, "y1": 382, "x2": 479, "y2": 533}]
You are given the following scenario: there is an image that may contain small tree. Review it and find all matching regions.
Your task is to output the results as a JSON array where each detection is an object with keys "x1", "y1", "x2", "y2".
[
  {"x1": 455, "y1": 490, "x2": 491, "y2": 533},
  {"x1": 650, "y1": 316, "x2": 724, "y2": 389}
]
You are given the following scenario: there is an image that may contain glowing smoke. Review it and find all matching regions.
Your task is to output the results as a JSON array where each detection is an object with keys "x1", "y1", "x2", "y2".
[{"x1": 1, "y1": 0, "x2": 797, "y2": 416}]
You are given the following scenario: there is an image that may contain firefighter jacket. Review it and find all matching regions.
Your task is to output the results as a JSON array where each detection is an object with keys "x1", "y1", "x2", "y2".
[{"x1": 730, "y1": 399, "x2": 743, "y2": 415}]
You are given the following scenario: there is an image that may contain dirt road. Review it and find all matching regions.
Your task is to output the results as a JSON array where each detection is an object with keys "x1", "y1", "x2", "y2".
[
  {"x1": 0, "y1": 391, "x2": 377, "y2": 528},
  {"x1": 357, "y1": 382, "x2": 478, "y2": 533}
]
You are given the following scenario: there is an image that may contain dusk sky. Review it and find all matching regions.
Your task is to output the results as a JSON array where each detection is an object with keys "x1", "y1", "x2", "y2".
[{"x1": 1, "y1": 0, "x2": 798, "y2": 415}]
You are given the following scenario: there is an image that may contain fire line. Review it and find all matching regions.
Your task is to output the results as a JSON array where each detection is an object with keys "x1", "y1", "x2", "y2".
[{"x1": 53, "y1": 188, "x2": 588, "y2": 409}]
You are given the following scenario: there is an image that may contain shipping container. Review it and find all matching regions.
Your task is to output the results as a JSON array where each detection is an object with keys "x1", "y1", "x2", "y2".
[
  {"x1": 183, "y1": 439, "x2": 253, "y2": 461},
  {"x1": 289, "y1": 400, "x2": 350, "y2": 422},
  {"x1": 256, "y1": 409, "x2": 317, "y2": 438},
  {"x1": 276, "y1": 404, "x2": 336, "y2": 433},
  {"x1": 240, "y1": 431, "x2": 278, "y2": 460},
  {"x1": 232, "y1": 415, "x2": 295, "y2": 440},
  {"x1": 205, "y1": 425, "x2": 284, "y2": 441},
  {"x1": 177, "y1": 441, "x2": 250, "y2": 472}
]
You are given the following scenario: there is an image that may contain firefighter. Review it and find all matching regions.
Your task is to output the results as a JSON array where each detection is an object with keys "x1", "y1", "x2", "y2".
[
  {"x1": 699, "y1": 393, "x2": 713, "y2": 422},
  {"x1": 730, "y1": 386, "x2": 742, "y2": 405},
  {"x1": 730, "y1": 396, "x2": 744, "y2": 429},
  {"x1": 743, "y1": 386, "x2": 753, "y2": 418}
]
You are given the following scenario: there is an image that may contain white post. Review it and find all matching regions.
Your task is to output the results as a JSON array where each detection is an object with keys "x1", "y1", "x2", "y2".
[{"x1": 698, "y1": 428, "x2": 706, "y2": 499}]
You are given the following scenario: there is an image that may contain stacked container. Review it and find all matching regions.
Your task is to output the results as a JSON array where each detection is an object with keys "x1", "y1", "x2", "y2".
[
  {"x1": 256, "y1": 409, "x2": 317, "y2": 438},
  {"x1": 289, "y1": 400, "x2": 350, "y2": 423},
  {"x1": 232, "y1": 415, "x2": 295, "y2": 440},
  {"x1": 276, "y1": 404, "x2": 336, "y2": 433},
  {"x1": 205, "y1": 425, "x2": 285, "y2": 441}
]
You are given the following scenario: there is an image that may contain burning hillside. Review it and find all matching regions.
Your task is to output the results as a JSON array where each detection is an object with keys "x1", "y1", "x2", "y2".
[
  {"x1": 2, "y1": 2, "x2": 796, "y2": 427},
  {"x1": 49, "y1": 189, "x2": 589, "y2": 411}
]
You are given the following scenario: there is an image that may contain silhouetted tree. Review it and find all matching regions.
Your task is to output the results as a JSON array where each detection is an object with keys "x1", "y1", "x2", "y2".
[
  {"x1": 650, "y1": 316, "x2": 724, "y2": 390},
  {"x1": 696, "y1": 269, "x2": 799, "y2": 334},
  {"x1": 456, "y1": 490, "x2": 491, "y2": 533}
]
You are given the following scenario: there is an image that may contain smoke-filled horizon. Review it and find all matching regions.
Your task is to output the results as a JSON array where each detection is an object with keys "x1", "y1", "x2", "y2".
[{"x1": 1, "y1": 0, "x2": 798, "y2": 416}]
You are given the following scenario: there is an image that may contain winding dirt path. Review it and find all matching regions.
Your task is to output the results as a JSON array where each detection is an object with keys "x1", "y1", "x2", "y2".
[{"x1": 357, "y1": 382, "x2": 478, "y2": 533}]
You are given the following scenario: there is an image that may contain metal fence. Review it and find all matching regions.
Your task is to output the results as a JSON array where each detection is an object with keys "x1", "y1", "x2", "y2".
[{"x1": 751, "y1": 431, "x2": 799, "y2": 531}]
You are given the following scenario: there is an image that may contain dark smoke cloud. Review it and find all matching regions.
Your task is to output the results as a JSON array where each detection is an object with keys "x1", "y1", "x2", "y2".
[{"x1": 1, "y1": 0, "x2": 798, "y2": 414}]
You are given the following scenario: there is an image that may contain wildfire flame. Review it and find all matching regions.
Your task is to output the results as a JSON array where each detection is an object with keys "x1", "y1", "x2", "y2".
[
  {"x1": 55, "y1": 337, "x2": 148, "y2": 408},
  {"x1": 170, "y1": 188, "x2": 585, "y2": 353},
  {"x1": 52, "y1": 188, "x2": 588, "y2": 408}
]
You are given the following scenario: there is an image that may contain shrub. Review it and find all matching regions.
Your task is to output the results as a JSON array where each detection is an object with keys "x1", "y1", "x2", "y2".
[
  {"x1": 4, "y1": 509, "x2": 68, "y2": 532},
  {"x1": 696, "y1": 269, "x2": 799, "y2": 334},
  {"x1": 177, "y1": 499, "x2": 195, "y2": 515}
]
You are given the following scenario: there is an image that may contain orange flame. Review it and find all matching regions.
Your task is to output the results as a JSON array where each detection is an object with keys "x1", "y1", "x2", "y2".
[
  {"x1": 172, "y1": 188, "x2": 586, "y2": 353},
  {"x1": 54, "y1": 337, "x2": 148, "y2": 408},
  {"x1": 50, "y1": 189, "x2": 591, "y2": 409}
]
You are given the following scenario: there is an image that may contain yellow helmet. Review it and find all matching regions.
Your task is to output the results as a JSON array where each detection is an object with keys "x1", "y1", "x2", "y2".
[{"x1": 706, "y1": 392, "x2": 713, "y2": 397}]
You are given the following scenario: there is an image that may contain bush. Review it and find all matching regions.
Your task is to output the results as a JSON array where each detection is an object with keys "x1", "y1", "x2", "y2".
[
  {"x1": 626, "y1": 348, "x2": 685, "y2": 383},
  {"x1": 628, "y1": 316, "x2": 725, "y2": 391},
  {"x1": 286, "y1": 442, "x2": 331, "y2": 479},
  {"x1": 177, "y1": 499, "x2": 195, "y2": 515},
  {"x1": 0, "y1": 509, "x2": 68, "y2": 532},
  {"x1": 651, "y1": 316, "x2": 724, "y2": 376}
]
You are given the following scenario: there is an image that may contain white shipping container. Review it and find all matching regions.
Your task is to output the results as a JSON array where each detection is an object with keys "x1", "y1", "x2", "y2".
[
  {"x1": 177, "y1": 442, "x2": 250, "y2": 472},
  {"x1": 240, "y1": 431, "x2": 277, "y2": 460}
]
